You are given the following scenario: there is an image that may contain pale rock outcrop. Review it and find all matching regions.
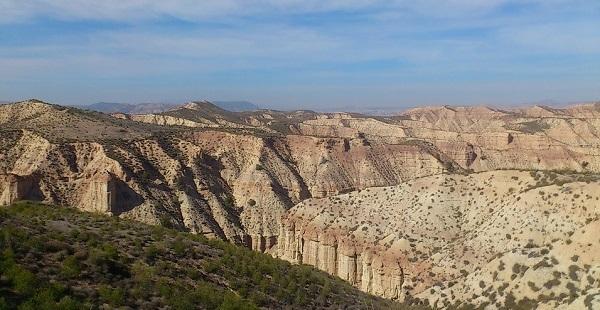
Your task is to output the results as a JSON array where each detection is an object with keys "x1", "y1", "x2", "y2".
[
  {"x1": 276, "y1": 171, "x2": 600, "y2": 307},
  {"x1": 129, "y1": 114, "x2": 216, "y2": 127},
  {"x1": 78, "y1": 173, "x2": 115, "y2": 213},
  {"x1": 0, "y1": 174, "x2": 38, "y2": 206}
]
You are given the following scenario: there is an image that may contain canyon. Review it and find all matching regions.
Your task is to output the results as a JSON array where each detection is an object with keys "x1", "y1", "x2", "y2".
[{"x1": 1, "y1": 99, "x2": 600, "y2": 308}]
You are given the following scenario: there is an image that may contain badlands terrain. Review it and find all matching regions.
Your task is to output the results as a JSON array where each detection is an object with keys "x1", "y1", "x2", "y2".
[{"x1": 2, "y1": 99, "x2": 600, "y2": 308}]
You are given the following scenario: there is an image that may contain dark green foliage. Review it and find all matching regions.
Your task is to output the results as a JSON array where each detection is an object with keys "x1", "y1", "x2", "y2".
[
  {"x1": 60, "y1": 255, "x2": 81, "y2": 278},
  {"x1": 98, "y1": 285, "x2": 125, "y2": 307},
  {"x1": 0, "y1": 202, "x2": 408, "y2": 309}
]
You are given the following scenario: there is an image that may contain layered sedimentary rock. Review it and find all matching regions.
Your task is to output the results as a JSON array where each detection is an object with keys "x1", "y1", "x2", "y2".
[
  {"x1": 3, "y1": 99, "x2": 600, "y2": 307},
  {"x1": 277, "y1": 170, "x2": 600, "y2": 307},
  {"x1": 293, "y1": 105, "x2": 600, "y2": 173},
  {"x1": 3, "y1": 100, "x2": 600, "y2": 243},
  {"x1": 0, "y1": 103, "x2": 453, "y2": 245},
  {"x1": 278, "y1": 223, "x2": 407, "y2": 300}
]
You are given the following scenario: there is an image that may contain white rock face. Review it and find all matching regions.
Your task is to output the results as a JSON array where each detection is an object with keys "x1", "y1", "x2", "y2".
[{"x1": 78, "y1": 174, "x2": 114, "y2": 213}]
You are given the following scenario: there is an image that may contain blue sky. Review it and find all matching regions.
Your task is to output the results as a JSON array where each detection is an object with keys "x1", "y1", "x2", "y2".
[{"x1": 1, "y1": 0, "x2": 599, "y2": 110}]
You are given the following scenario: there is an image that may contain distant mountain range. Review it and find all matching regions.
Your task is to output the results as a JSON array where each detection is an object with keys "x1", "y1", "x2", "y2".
[{"x1": 83, "y1": 100, "x2": 259, "y2": 114}]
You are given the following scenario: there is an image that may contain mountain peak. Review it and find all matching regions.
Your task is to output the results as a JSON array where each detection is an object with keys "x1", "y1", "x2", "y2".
[{"x1": 182, "y1": 100, "x2": 221, "y2": 110}]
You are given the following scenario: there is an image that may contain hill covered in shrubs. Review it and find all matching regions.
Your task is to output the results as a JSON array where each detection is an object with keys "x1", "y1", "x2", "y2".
[{"x1": 0, "y1": 202, "x2": 416, "y2": 309}]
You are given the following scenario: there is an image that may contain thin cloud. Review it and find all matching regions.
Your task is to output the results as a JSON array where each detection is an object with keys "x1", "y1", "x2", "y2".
[
  {"x1": 1, "y1": 0, "x2": 579, "y2": 23},
  {"x1": 0, "y1": 0, "x2": 598, "y2": 106},
  {"x1": 498, "y1": 21, "x2": 600, "y2": 54}
]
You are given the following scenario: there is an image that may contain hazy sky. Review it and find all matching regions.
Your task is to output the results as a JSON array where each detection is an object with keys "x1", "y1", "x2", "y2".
[{"x1": 1, "y1": 0, "x2": 599, "y2": 110}]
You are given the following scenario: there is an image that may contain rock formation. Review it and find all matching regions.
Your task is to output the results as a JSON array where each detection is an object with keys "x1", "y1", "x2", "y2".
[
  {"x1": 2, "y1": 99, "x2": 600, "y2": 308},
  {"x1": 277, "y1": 170, "x2": 600, "y2": 307},
  {"x1": 0, "y1": 174, "x2": 39, "y2": 205}
]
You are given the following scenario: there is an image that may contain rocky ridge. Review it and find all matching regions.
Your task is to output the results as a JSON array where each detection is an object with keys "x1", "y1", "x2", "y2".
[{"x1": 1, "y1": 99, "x2": 600, "y2": 308}]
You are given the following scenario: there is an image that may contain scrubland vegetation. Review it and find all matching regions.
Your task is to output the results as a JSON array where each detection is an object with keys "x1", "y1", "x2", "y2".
[{"x1": 0, "y1": 202, "x2": 408, "y2": 309}]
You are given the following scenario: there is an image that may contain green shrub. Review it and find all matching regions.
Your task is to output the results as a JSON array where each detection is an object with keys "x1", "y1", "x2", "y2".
[
  {"x1": 98, "y1": 285, "x2": 125, "y2": 307},
  {"x1": 219, "y1": 292, "x2": 258, "y2": 310},
  {"x1": 61, "y1": 256, "x2": 81, "y2": 278},
  {"x1": 144, "y1": 244, "x2": 163, "y2": 262},
  {"x1": 8, "y1": 264, "x2": 37, "y2": 295},
  {"x1": 171, "y1": 237, "x2": 187, "y2": 257}
]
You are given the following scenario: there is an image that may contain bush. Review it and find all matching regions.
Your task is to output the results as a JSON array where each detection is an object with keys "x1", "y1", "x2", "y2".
[
  {"x1": 203, "y1": 259, "x2": 221, "y2": 273},
  {"x1": 8, "y1": 264, "x2": 37, "y2": 295},
  {"x1": 98, "y1": 285, "x2": 125, "y2": 307},
  {"x1": 144, "y1": 244, "x2": 163, "y2": 262},
  {"x1": 61, "y1": 256, "x2": 81, "y2": 278},
  {"x1": 220, "y1": 292, "x2": 258, "y2": 310},
  {"x1": 19, "y1": 285, "x2": 78, "y2": 310},
  {"x1": 159, "y1": 215, "x2": 175, "y2": 229},
  {"x1": 171, "y1": 237, "x2": 187, "y2": 257},
  {"x1": 195, "y1": 281, "x2": 224, "y2": 309}
]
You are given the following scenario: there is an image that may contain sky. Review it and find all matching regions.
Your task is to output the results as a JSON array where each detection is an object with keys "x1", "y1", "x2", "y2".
[{"x1": 1, "y1": 0, "x2": 599, "y2": 110}]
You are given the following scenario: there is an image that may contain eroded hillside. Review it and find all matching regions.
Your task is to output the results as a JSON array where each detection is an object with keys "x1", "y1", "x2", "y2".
[
  {"x1": 1, "y1": 101, "x2": 452, "y2": 250},
  {"x1": 2, "y1": 99, "x2": 600, "y2": 308},
  {"x1": 0, "y1": 201, "x2": 401, "y2": 309},
  {"x1": 278, "y1": 170, "x2": 600, "y2": 308}
]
